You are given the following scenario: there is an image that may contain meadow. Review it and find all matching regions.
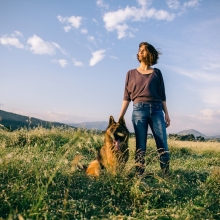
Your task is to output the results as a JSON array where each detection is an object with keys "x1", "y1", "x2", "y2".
[{"x1": 0, "y1": 127, "x2": 219, "y2": 219}]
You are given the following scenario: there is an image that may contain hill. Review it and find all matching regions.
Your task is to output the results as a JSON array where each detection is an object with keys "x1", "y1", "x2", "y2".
[
  {"x1": 177, "y1": 129, "x2": 206, "y2": 137},
  {"x1": 177, "y1": 129, "x2": 220, "y2": 139},
  {"x1": 69, "y1": 121, "x2": 108, "y2": 131},
  {"x1": 0, "y1": 109, "x2": 74, "y2": 131}
]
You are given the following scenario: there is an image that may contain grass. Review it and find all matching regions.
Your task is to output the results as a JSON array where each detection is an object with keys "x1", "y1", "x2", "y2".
[
  {"x1": 168, "y1": 139, "x2": 220, "y2": 153},
  {"x1": 0, "y1": 127, "x2": 219, "y2": 219}
]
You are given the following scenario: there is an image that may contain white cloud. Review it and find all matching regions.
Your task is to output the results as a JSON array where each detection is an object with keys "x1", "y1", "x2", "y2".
[
  {"x1": 57, "y1": 15, "x2": 65, "y2": 23},
  {"x1": 200, "y1": 109, "x2": 220, "y2": 119},
  {"x1": 167, "y1": 0, "x2": 180, "y2": 9},
  {"x1": 183, "y1": 0, "x2": 200, "y2": 8},
  {"x1": 96, "y1": 0, "x2": 108, "y2": 9},
  {"x1": 153, "y1": 10, "x2": 175, "y2": 20},
  {"x1": 0, "y1": 103, "x2": 3, "y2": 106},
  {"x1": 52, "y1": 42, "x2": 68, "y2": 55},
  {"x1": 27, "y1": 35, "x2": 56, "y2": 55},
  {"x1": 81, "y1": 28, "x2": 88, "y2": 34},
  {"x1": 172, "y1": 67, "x2": 220, "y2": 83},
  {"x1": 68, "y1": 16, "x2": 82, "y2": 28},
  {"x1": 57, "y1": 15, "x2": 83, "y2": 32},
  {"x1": 51, "y1": 59, "x2": 68, "y2": 67},
  {"x1": 137, "y1": 0, "x2": 150, "y2": 8},
  {"x1": 109, "y1": 55, "x2": 118, "y2": 59},
  {"x1": 58, "y1": 59, "x2": 68, "y2": 67},
  {"x1": 117, "y1": 24, "x2": 129, "y2": 39},
  {"x1": 89, "y1": 49, "x2": 105, "y2": 66},
  {"x1": 93, "y1": 18, "x2": 98, "y2": 24},
  {"x1": 172, "y1": 68, "x2": 220, "y2": 83},
  {"x1": 201, "y1": 109, "x2": 214, "y2": 118},
  {"x1": 27, "y1": 35, "x2": 66, "y2": 55},
  {"x1": 87, "y1": 35, "x2": 98, "y2": 46},
  {"x1": 103, "y1": 0, "x2": 175, "y2": 39},
  {"x1": 174, "y1": 0, "x2": 200, "y2": 16},
  {"x1": 168, "y1": 64, "x2": 220, "y2": 107},
  {"x1": 0, "y1": 35, "x2": 24, "y2": 49},
  {"x1": 87, "y1": 36, "x2": 95, "y2": 42},
  {"x1": 72, "y1": 58, "x2": 83, "y2": 66},
  {"x1": 198, "y1": 87, "x2": 220, "y2": 107},
  {"x1": 64, "y1": 26, "x2": 71, "y2": 32},
  {"x1": 12, "y1": 31, "x2": 23, "y2": 37}
]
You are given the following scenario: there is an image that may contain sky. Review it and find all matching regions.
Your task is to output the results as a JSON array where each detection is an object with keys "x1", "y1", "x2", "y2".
[{"x1": 1, "y1": 0, "x2": 220, "y2": 135}]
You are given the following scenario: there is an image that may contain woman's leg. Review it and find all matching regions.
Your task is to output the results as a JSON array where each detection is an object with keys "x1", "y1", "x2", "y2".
[
  {"x1": 132, "y1": 103, "x2": 149, "y2": 175},
  {"x1": 149, "y1": 104, "x2": 170, "y2": 174}
]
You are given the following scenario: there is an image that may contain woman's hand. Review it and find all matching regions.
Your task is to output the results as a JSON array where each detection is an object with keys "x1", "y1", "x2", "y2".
[
  {"x1": 165, "y1": 113, "x2": 171, "y2": 128},
  {"x1": 162, "y1": 101, "x2": 171, "y2": 127}
]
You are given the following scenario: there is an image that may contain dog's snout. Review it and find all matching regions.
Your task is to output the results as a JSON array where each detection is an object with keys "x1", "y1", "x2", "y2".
[{"x1": 116, "y1": 132, "x2": 124, "y2": 137}]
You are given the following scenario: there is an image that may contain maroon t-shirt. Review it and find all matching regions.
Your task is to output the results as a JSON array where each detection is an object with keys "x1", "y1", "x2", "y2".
[{"x1": 123, "y1": 68, "x2": 166, "y2": 104}]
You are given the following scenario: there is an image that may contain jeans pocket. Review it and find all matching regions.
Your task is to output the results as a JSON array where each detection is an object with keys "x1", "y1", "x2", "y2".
[
  {"x1": 133, "y1": 103, "x2": 142, "y2": 111},
  {"x1": 153, "y1": 103, "x2": 162, "y2": 111}
]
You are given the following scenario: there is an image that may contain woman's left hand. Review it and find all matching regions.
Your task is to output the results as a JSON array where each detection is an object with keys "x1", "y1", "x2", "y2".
[
  {"x1": 165, "y1": 113, "x2": 171, "y2": 128},
  {"x1": 162, "y1": 101, "x2": 170, "y2": 128}
]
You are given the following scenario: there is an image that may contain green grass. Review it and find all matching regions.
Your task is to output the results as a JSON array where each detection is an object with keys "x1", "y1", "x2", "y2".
[{"x1": 0, "y1": 127, "x2": 219, "y2": 219}]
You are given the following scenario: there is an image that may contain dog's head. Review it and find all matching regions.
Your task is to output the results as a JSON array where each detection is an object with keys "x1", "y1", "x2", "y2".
[{"x1": 105, "y1": 116, "x2": 129, "y2": 151}]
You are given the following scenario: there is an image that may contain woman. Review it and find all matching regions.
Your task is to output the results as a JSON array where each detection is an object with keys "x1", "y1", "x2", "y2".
[{"x1": 119, "y1": 42, "x2": 170, "y2": 176}]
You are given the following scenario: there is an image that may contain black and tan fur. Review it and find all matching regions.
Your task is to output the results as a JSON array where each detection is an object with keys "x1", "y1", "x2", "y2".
[{"x1": 86, "y1": 116, "x2": 129, "y2": 177}]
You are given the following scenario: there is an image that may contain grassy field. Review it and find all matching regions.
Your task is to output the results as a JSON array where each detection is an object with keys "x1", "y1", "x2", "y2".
[{"x1": 0, "y1": 127, "x2": 219, "y2": 219}]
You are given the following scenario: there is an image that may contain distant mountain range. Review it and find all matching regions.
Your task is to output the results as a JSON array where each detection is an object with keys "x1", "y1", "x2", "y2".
[
  {"x1": 0, "y1": 109, "x2": 74, "y2": 131},
  {"x1": 70, "y1": 123, "x2": 220, "y2": 139},
  {"x1": 69, "y1": 121, "x2": 108, "y2": 131},
  {"x1": 1, "y1": 109, "x2": 220, "y2": 139},
  {"x1": 177, "y1": 129, "x2": 220, "y2": 139}
]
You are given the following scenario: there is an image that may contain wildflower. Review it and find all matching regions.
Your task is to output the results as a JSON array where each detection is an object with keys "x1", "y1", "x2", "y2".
[{"x1": 6, "y1": 153, "x2": 13, "y2": 159}]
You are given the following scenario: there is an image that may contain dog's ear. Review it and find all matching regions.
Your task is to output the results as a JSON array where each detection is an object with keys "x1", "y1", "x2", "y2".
[
  {"x1": 109, "y1": 115, "x2": 115, "y2": 125},
  {"x1": 118, "y1": 116, "x2": 126, "y2": 126}
]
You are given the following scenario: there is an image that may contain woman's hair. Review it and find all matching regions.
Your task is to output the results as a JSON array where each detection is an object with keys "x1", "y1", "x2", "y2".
[{"x1": 137, "y1": 42, "x2": 161, "y2": 65}]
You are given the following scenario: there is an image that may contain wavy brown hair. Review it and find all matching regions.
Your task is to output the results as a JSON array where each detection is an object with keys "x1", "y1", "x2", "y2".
[{"x1": 137, "y1": 42, "x2": 161, "y2": 66}]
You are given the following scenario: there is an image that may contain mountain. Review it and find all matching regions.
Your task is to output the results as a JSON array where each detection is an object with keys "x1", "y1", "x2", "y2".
[
  {"x1": 69, "y1": 121, "x2": 108, "y2": 131},
  {"x1": 0, "y1": 109, "x2": 74, "y2": 131},
  {"x1": 176, "y1": 129, "x2": 220, "y2": 139},
  {"x1": 177, "y1": 129, "x2": 206, "y2": 137}
]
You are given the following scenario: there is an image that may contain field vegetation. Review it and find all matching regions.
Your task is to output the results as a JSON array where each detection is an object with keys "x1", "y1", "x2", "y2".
[{"x1": 0, "y1": 127, "x2": 219, "y2": 219}]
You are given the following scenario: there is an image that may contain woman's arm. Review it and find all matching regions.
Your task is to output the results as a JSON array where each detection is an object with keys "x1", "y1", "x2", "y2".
[
  {"x1": 119, "y1": 100, "x2": 130, "y2": 118},
  {"x1": 162, "y1": 101, "x2": 171, "y2": 128}
]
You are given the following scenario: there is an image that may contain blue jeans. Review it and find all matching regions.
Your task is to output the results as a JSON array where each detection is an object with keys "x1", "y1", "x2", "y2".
[{"x1": 132, "y1": 102, "x2": 170, "y2": 175}]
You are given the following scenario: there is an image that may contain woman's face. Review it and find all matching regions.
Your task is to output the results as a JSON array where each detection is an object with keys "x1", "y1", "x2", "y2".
[{"x1": 138, "y1": 45, "x2": 148, "y2": 61}]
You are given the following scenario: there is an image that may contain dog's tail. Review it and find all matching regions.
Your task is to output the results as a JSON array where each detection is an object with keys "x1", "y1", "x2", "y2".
[
  {"x1": 70, "y1": 154, "x2": 87, "y2": 173},
  {"x1": 71, "y1": 154, "x2": 102, "y2": 177},
  {"x1": 86, "y1": 159, "x2": 101, "y2": 177}
]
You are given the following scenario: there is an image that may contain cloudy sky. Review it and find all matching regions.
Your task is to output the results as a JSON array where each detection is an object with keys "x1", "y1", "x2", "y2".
[{"x1": 1, "y1": 0, "x2": 220, "y2": 135}]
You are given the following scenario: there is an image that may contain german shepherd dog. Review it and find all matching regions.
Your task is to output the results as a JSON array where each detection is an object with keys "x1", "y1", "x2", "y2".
[{"x1": 86, "y1": 116, "x2": 129, "y2": 177}]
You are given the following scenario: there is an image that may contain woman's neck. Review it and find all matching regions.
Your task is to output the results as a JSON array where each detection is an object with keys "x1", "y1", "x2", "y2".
[{"x1": 138, "y1": 63, "x2": 152, "y2": 71}]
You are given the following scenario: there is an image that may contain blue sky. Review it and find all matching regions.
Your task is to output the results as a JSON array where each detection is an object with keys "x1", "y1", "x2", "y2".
[{"x1": 1, "y1": 0, "x2": 220, "y2": 135}]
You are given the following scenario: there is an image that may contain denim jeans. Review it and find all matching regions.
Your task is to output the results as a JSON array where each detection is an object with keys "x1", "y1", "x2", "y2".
[{"x1": 132, "y1": 102, "x2": 170, "y2": 175}]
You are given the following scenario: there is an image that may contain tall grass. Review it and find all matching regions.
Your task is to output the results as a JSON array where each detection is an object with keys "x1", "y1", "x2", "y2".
[{"x1": 0, "y1": 127, "x2": 219, "y2": 219}]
